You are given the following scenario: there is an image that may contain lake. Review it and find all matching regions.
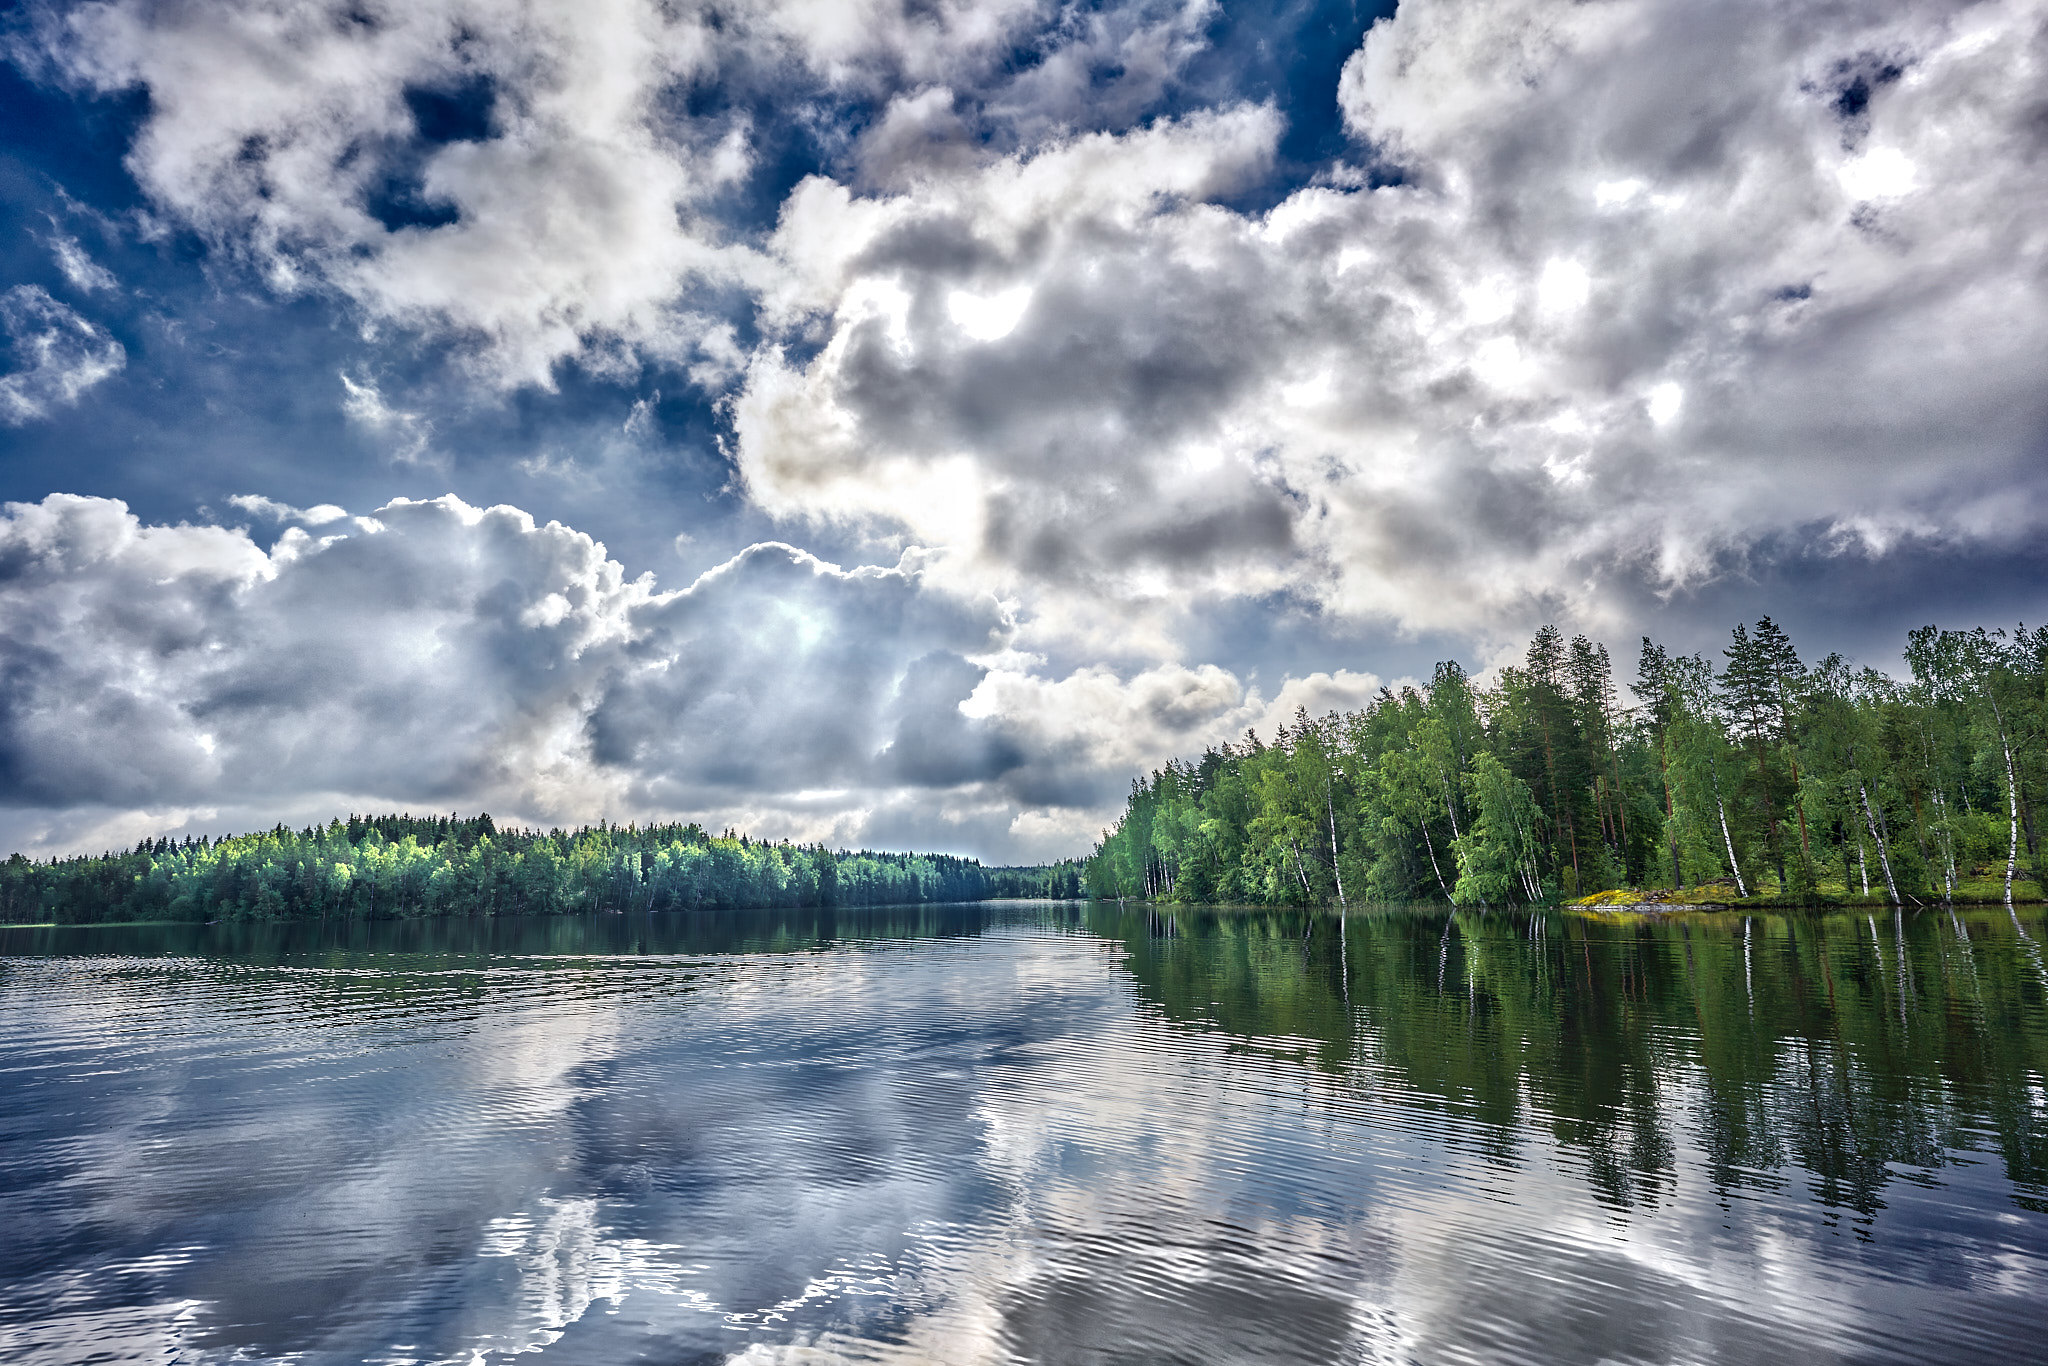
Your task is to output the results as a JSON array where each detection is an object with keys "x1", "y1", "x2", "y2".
[{"x1": 3, "y1": 902, "x2": 2045, "y2": 1364}]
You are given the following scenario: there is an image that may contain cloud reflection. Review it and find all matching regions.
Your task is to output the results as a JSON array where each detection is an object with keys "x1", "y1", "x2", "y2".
[{"x1": 2, "y1": 907, "x2": 2045, "y2": 1365}]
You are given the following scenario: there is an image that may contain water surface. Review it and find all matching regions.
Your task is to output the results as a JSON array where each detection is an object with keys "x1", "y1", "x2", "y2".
[{"x1": 3, "y1": 902, "x2": 2045, "y2": 1364}]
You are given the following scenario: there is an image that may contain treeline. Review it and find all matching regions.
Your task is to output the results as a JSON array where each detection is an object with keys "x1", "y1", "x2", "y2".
[
  {"x1": 1086, "y1": 620, "x2": 2048, "y2": 908},
  {"x1": 1, "y1": 812, "x2": 1082, "y2": 925}
]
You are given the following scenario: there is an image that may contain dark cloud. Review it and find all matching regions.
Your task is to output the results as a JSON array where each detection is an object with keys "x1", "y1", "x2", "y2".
[
  {"x1": 0, "y1": 496, "x2": 1286, "y2": 861},
  {"x1": 589, "y1": 541, "x2": 1011, "y2": 796},
  {"x1": 876, "y1": 652, "x2": 1027, "y2": 788}
]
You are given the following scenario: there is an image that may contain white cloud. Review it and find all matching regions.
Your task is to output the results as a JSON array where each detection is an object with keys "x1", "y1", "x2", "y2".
[
  {"x1": 947, "y1": 284, "x2": 1033, "y2": 342},
  {"x1": 339, "y1": 372, "x2": 434, "y2": 463},
  {"x1": 724, "y1": 0, "x2": 2048, "y2": 646},
  {"x1": 41, "y1": 0, "x2": 1222, "y2": 390},
  {"x1": 226, "y1": 494, "x2": 353, "y2": 527},
  {"x1": 1837, "y1": 146, "x2": 1917, "y2": 201},
  {"x1": 49, "y1": 0, "x2": 758, "y2": 389},
  {"x1": 35, "y1": 0, "x2": 2048, "y2": 651},
  {"x1": 1646, "y1": 383, "x2": 1683, "y2": 428},
  {"x1": 0, "y1": 494, "x2": 1324, "y2": 861},
  {"x1": 45, "y1": 233, "x2": 119, "y2": 293},
  {"x1": 0, "y1": 286, "x2": 125, "y2": 425}
]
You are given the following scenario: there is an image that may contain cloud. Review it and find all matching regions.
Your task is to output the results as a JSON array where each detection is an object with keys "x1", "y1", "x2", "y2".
[
  {"x1": 15, "y1": 0, "x2": 2048, "y2": 855},
  {"x1": 46, "y1": 0, "x2": 760, "y2": 389},
  {"x1": 225, "y1": 494, "x2": 353, "y2": 527},
  {"x1": 38, "y1": 0, "x2": 1222, "y2": 391},
  {"x1": 44, "y1": 233, "x2": 119, "y2": 293},
  {"x1": 728, "y1": 0, "x2": 2048, "y2": 646},
  {"x1": 339, "y1": 372, "x2": 434, "y2": 463},
  {"x1": 0, "y1": 286, "x2": 126, "y2": 425},
  {"x1": 585, "y1": 542, "x2": 1014, "y2": 802},
  {"x1": 0, "y1": 494, "x2": 1313, "y2": 861}
]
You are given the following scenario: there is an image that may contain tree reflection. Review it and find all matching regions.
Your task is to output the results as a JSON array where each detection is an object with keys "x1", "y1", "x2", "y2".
[{"x1": 1092, "y1": 904, "x2": 2048, "y2": 1214}]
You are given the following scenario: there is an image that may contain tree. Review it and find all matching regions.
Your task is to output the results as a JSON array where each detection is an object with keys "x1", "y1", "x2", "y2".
[
  {"x1": 1722, "y1": 623, "x2": 1790, "y2": 891},
  {"x1": 1452, "y1": 753, "x2": 1544, "y2": 905}
]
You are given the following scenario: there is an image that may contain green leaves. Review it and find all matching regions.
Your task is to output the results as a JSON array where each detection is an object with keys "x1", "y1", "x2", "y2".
[
  {"x1": 1087, "y1": 616, "x2": 2048, "y2": 908},
  {"x1": 2, "y1": 819, "x2": 1024, "y2": 923}
]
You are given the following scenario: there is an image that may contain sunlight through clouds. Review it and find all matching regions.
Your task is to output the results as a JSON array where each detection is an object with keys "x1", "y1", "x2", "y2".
[{"x1": 947, "y1": 285, "x2": 1033, "y2": 342}]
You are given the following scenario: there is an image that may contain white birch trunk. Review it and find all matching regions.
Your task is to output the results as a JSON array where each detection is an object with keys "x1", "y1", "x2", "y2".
[
  {"x1": 1860, "y1": 784, "x2": 1901, "y2": 907},
  {"x1": 1327, "y1": 784, "x2": 1348, "y2": 911},
  {"x1": 1420, "y1": 821, "x2": 1452, "y2": 899},
  {"x1": 2000, "y1": 728, "x2": 2020, "y2": 911},
  {"x1": 1715, "y1": 792, "x2": 1748, "y2": 898},
  {"x1": 1934, "y1": 789, "x2": 1956, "y2": 902}
]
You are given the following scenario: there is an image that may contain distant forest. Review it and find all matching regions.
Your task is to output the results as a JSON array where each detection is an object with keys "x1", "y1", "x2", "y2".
[
  {"x1": 2, "y1": 813, "x2": 1084, "y2": 925},
  {"x1": 1086, "y1": 621, "x2": 2048, "y2": 909}
]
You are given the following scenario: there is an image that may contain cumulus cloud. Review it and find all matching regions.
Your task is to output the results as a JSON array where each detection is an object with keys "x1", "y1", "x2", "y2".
[
  {"x1": 0, "y1": 494, "x2": 1315, "y2": 860},
  {"x1": 14, "y1": 0, "x2": 2048, "y2": 854},
  {"x1": 732, "y1": 0, "x2": 2048, "y2": 644},
  {"x1": 38, "y1": 0, "x2": 1220, "y2": 389},
  {"x1": 32, "y1": 0, "x2": 2048, "y2": 644},
  {"x1": 0, "y1": 286, "x2": 126, "y2": 425},
  {"x1": 45, "y1": 0, "x2": 760, "y2": 388}
]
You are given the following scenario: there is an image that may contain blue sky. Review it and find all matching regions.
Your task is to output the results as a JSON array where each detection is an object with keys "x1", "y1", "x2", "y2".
[{"x1": 1, "y1": 0, "x2": 2045, "y2": 861}]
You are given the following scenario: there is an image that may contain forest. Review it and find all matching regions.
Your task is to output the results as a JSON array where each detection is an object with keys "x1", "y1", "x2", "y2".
[
  {"x1": 1085, "y1": 620, "x2": 2048, "y2": 909},
  {"x1": 0, "y1": 812, "x2": 1084, "y2": 925}
]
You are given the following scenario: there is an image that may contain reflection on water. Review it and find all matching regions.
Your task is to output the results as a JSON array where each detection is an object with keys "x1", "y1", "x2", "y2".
[{"x1": 1, "y1": 902, "x2": 2044, "y2": 1364}]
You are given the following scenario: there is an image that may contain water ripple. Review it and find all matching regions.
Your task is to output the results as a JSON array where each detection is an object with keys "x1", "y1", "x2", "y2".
[{"x1": 1, "y1": 905, "x2": 2045, "y2": 1364}]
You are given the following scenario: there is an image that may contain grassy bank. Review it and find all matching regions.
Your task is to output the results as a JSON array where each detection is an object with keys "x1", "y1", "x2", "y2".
[{"x1": 1572, "y1": 871, "x2": 2045, "y2": 911}]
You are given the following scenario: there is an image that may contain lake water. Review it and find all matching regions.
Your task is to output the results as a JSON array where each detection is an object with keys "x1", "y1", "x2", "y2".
[{"x1": 3, "y1": 902, "x2": 2046, "y2": 1365}]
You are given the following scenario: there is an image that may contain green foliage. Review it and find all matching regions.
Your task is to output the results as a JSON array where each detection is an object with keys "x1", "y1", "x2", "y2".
[
  {"x1": 0, "y1": 813, "x2": 1086, "y2": 925},
  {"x1": 1451, "y1": 753, "x2": 1543, "y2": 905},
  {"x1": 1088, "y1": 617, "x2": 2048, "y2": 907}
]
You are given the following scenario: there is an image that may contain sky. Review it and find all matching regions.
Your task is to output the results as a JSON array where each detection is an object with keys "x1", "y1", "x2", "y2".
[{"x1": 1, "y1": 0, "x2": 2045, "y2": 863}]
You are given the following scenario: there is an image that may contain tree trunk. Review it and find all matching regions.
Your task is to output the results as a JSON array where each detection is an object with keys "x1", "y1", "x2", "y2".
[
  {"x1": 1659, "y1": 732, "x2": 1682, "y2": 888},
  {"x1": 1860, "y1": 783, "x2": 1901, "y2": 906},
  {"x1": 1750, "y1": 730, "x2": 1786, "y2": 894},
  {"x1": 1419, "y1": 821, "x2": 1452, "y2": 899},
  {"x1": 1791, "y1": 756, "x2": 1812, "y2": 860},
  {"x1": 1609, "y1": 746, "x2": 1630, "y2": 849},
  {"x1": 1711, "y1": 760, "x2": 1748, "y2": 897},
  {"x1": 1991, "y1": 692, "x2": 2020, "y2": 910},
  {"x1": 1326, "y1": 784, "x2": 1348, "y2": 912},
  {"x1": 1536, "y1": 710, "x2": 1578, "y2": 887},
  {"x1": 1933, "y1": 789, "x2": 1956, "y2": 903},
  {"x1": 2024, "y1": 791, "x2": 2043, "y2": 890}
]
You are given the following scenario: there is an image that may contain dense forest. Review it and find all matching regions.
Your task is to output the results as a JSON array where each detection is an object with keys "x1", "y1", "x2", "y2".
[
  {"x1": 1085, "y1": 621, "x2": 2048, "y2": 909},
  {"x1": 1, "y1": 812, "x2": 1084, "y2": 925}
]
